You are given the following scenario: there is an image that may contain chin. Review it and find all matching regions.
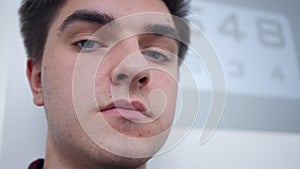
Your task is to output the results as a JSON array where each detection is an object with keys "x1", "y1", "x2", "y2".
[{"x1": 94, "y1": 149, "x2": 151, "y2": 169}]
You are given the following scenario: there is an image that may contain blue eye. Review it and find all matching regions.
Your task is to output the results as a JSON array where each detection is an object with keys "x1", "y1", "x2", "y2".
[
  {"x1": 74, "y1": 40, "x2": 103, "y2": 52},
  {"x1": 142, "y1": 50, "x2": 169, "y2": 62}
]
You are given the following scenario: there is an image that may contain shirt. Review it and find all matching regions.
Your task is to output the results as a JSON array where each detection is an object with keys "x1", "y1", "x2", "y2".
[{"x1": 28, "y1": 159, "x2": 44, "y2": 169}]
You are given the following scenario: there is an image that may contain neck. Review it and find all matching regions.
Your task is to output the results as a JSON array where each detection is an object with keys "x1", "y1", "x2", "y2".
[{"x1": 43, "y1": 132, "x2": 147, "y2": 169}]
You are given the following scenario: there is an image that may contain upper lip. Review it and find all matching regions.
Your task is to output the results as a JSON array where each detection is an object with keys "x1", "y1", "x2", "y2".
[{"x1": 100, "y1": 99, "x2": 149, "y2": 116}]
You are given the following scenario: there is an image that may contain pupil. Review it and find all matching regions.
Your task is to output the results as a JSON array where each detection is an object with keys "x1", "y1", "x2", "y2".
[{"x1": 83, "y1": 40, "x2": 94, "y2": 48}]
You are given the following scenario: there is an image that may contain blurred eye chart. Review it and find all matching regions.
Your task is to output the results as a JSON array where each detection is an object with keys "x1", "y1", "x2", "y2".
[{"x1": 183, "y1": 1, "x2": 300, "y2": 99}]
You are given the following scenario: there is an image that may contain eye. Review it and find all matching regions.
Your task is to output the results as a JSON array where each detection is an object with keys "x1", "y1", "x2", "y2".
[
  {"x1": 74, "y1": 40, "x2": 103, "y2": 52},
  {"x1": 142, "y1": 50, "x2": 170, "y2": 62}
]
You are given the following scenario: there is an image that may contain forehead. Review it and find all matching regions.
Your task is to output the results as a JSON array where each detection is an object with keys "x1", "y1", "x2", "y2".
[
  {"x1": 54, "y1": 0, "x2": 173, "y2": 26},
  {"x1": 46, "y1": 0, "x2": 177, "y2": 43},
  {"x1": 64, "y1": 0, "x2": 170, "y2": 16}
]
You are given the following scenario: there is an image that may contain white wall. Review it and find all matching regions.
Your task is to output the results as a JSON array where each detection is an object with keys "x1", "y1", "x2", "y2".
[
  {"x1": 0, "y1": 1, "x2": 47, "y2": 168},
  {"x1": 0, "y1": 0, "x2": 14, "y2": 157},
  {"x1": 148, "y1": 129, "x2": 300, "y2": 169},
  {"x1": 0, "y1": 0, "x2": 300, "y2": 168}
]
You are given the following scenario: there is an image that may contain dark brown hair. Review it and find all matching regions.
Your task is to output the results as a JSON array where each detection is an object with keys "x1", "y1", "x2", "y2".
[{"x1": 19, "y1": 0, "x2": 190, "y2": 64}]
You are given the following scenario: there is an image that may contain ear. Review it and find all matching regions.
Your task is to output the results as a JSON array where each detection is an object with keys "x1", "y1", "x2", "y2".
[{"x1": 27, "y1": 58, "x2": 44, "y2": 106}]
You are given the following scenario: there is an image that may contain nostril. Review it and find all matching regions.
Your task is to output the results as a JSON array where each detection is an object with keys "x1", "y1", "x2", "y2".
[{"x1": 139, "y1": 76, "x2": 148, "y2": 84}]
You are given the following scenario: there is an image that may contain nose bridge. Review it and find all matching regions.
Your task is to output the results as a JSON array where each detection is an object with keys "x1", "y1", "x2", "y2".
[
  {"x1": 109, "y1": 37, "x2": 150, "y2": 88},
  {"x1": 120, "y1": 54, "x2": 147, "y2": 76},
  {"x1": 111, "y1": 51, "x2": 149, "y2": 83},
  {"x1": 111, "y1": 36, "x2": 145, "y2": 76},
  {"x1": 112, "y1": 36, "x2": 140, "y2": 60}
]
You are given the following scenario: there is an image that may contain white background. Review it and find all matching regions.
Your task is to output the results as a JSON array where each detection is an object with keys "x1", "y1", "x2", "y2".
[{"x1": 1, "y1": 0, "x2": 300, "y2": 168}]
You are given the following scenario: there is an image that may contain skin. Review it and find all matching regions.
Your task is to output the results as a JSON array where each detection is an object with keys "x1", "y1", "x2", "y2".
[{"x1": 27, "y1": 0, "x2": 179, "y2": 168}]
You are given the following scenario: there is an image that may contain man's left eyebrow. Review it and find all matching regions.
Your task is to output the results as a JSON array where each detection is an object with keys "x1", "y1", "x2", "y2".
[
  {"x1": 144, "y1": 24, "x2": 179, "y2": 40},
  {"x1": 58, "y1": 9, "x2": 115, "y2": 32}
]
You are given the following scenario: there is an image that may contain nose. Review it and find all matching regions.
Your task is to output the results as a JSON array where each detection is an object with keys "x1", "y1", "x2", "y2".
[{"x1": 111, "y1": 52, "x2": 151, "y2": 89}]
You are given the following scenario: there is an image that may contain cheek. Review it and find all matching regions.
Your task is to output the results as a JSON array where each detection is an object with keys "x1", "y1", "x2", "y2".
[
  {"x1": 94, "y1": 61, "x2": 113, "y2": 95},
  {"x1": 151, "y1": 69, "x2": 178, "y2": 101},
  {"x1": 150, "y1": 72, "x2": 178, "y2": 126},
  {"x1": 42, "y1": 49, "x2": 76, "y2": 101},
  {"x1": 41, "y1": 48, "x2": 79, "y2": 129}
]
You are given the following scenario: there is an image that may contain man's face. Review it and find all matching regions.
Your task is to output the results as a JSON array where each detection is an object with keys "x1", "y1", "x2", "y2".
[{"x1": 28, "y1": 0, "x2": 179, "y2": 167}]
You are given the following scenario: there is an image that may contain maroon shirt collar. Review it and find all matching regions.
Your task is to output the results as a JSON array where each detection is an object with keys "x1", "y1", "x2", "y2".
[{"x1": 28, "y1": 159, "x2": 44, "y2": 169}]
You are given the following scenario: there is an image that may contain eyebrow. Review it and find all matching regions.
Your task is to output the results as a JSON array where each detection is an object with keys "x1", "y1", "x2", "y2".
[
  {"x1": 144, "y1": 24, "x2": 179, "y2": 40},
  {"x1": 58, "y1": 9, "x2": 115, "y2": 32},
  {"x1": 58, "y1": 9, "x2": 180, "y2": 43}
]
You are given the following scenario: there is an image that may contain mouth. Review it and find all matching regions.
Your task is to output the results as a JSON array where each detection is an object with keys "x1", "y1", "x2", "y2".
[{"x1": 100, "y1": 99, "x2": 152, "y2": 122}]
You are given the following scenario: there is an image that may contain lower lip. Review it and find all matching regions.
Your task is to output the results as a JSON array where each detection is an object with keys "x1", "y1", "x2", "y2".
[{"x1": 100, "y1": 108, "x2": 151, "y2": 122}]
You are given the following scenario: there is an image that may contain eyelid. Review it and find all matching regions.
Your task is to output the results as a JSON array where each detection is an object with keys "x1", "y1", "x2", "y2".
[
  {"x1": 139, "y1": 34, "x2": 179, "y2": 54},
  {"x1": 72, "y1": 33, "x2": 101, "y2": 44},
  {"x1": 142, "y1": 47, "x2": 172, "y2": 63},
  {"x1": 71, "y1": 35, "x2": 106, "y2": 52},
  {"x1": 143, "y1": 47, "x2": 172, "y2": 58}
]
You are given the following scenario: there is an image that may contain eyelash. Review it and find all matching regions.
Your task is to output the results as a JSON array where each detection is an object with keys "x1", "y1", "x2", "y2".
[{"x1": 73, "y1": 39, "x2": 103, "y2": 52}]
